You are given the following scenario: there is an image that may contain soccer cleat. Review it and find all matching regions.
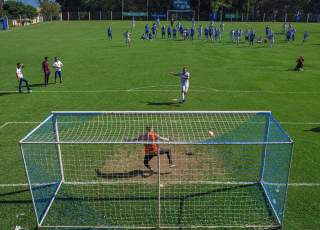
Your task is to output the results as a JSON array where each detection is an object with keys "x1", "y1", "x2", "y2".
[{"x1": 169, "y1": 164, "x2": 176, "y2": 168}]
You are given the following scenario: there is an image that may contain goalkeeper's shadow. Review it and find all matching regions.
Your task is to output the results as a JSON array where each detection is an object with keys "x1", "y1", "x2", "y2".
[{"x1": 96, "y1": 168, "x2": 171, "y2": 179}]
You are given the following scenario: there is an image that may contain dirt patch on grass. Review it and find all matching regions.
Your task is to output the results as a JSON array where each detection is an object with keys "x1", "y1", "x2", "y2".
[{"x1": 96, "y1": 145, "x2": 228, "y2": 185}]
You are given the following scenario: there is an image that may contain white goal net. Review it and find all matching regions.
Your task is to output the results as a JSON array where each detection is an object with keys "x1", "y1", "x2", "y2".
[{"x1": 20, "y1": 111, "x2": 293, "y2": 229}]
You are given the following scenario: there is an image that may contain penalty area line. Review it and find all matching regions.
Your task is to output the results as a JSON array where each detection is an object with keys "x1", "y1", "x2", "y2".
[
  {"x1": 0, "y1": 85, "x2": 319, "y2": 95},
  {"x1": 0, "y1": 122, "x2": 9, "y2": 130}
]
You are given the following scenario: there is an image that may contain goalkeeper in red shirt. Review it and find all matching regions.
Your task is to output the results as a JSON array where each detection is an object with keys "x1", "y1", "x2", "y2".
[{"x1": 128, "y1": 126, "x2": 175, "y2": 171}]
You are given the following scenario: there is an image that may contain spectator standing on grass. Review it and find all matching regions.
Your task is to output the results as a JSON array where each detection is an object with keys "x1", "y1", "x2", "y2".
[
  {"x1": 52, "y1": 57, "x2": 64, "y2": 84},
  {"x1": 42, "y1": 57, "x2": 50, "y2": 86},
  {"x1": 16, "y1": 63, "x2": 32, "y2": 93}
]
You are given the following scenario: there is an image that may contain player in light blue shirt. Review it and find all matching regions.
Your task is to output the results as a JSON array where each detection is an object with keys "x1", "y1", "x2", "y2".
[{"x1": 152, "y1": 23, "x2": 157, "y2": 38}]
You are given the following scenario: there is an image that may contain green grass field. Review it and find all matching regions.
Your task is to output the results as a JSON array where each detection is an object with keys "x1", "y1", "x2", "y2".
[{"x1": 0, "y1": 20, "x2": 320, "y2": 229}]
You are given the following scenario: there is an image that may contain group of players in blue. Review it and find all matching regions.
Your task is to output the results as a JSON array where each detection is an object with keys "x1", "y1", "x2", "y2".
[{"x1": 106, "y1": 18, "x2": 310, "y2": 47}]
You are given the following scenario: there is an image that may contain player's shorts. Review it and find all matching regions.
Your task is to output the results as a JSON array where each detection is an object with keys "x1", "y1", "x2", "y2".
[{"x1": 181, "y1": 81, "x2": 189, "y2": 93}]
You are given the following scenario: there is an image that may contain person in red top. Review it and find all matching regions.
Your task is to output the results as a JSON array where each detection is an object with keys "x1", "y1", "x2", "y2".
[
  {"x1": 129, "y1": 126, "x2": 175, "y2": 172},
  {"x1": 42, "y1": 57, "x2": 51, "y2": 86}
]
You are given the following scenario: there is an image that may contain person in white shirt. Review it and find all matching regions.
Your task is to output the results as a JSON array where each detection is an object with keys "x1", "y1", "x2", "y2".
[
  {"x1": 16, "y1": 63, "x2": 32, "y2": 93},
  {"x1": 52, "y1": 57, "x2": 64, "y2": 84},
  {"x1": 171, "y1": 66, "x2": 190, "y2": 104},
  {"x1": 124, "y1": 30, "x2": 131, "y2": 47}
]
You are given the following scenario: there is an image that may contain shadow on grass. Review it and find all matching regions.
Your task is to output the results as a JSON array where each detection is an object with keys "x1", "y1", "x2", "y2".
[
  {"x1": 96, "y1": 169, "x2": 145, "y2": 179},
  {"x1": 146, "y1": 101, "x2": 180, "y2": 107},
  {"x1": 0, "y1": 187, "x2": 31, "y2": 204},
  {"x1": 0, "y1": 92, "x2": 19, "y2": 96},
  {"x1": 305, "y1": 127, "x2": 320, "y2": 133},
  {"x1": 96, "y1": 169, "x2": 171, "y2": 179},
  {"x1": 23, "y1": 82, "x2": 55, "y2": 88}
]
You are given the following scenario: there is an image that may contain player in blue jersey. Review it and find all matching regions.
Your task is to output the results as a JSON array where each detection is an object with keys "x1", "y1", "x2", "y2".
[
  {"x1": 145, "y1": 24, "x2": 150, "y2": 34},
  {"x1": 107, "y1": 26, "x2": 112, "y2": 40},
  {"x1": 198, "y1": 25, "x2": 203, "y2": 39},
  {"x1": 205, "y1": 26, "x2": 209, "y2": 41},
  {"x1": 161, "y1": 25, "x2": 166, "y2": 39},
  {"x1": 302, "y1": 31, "x2": 309, "y2": 45},
  {"x1": 190, "y1": 27, "x2": 195, "y2": 40},
  {"x1": 167, "y1": 26, "x2": 172, "y2": 38},
  {"x1": 286, "y1": 29, "x2": 292, "y2": 43},
  {"x1": 249, "y1": 29, "x2": 255, "y2": 46},
  {"x1": 173, "y1": 27, "x2": 177, "y2": 40}
]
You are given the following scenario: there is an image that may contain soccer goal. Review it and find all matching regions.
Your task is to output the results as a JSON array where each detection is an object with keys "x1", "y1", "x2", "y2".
[
  {"x1": 20, "y1": 111, "x2": 293, "y2": 229},
  {"x1": 167, "y1": 10, "x2": 195, "y2": 21}
]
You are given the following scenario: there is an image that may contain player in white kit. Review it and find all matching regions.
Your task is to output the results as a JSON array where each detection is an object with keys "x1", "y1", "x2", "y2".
[
  {"x1": 124, "y1": 30, "x2": 131, "y2": 47},
  {"x1": 171, "y1": 66, "x2": 190, "y2": 104}
]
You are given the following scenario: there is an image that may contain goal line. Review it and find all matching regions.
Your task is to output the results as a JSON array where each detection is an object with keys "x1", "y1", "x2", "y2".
[{"x1": 1, "y1": 182, "x2": 320, "y2": 187}]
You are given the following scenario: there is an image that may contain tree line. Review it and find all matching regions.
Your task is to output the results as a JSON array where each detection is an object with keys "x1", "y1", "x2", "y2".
[
  {"x1": 1, "y1": 0, "x2": 320, "y2": 20},
  {"x1": 56, "y1": 0, "x2": 320, "y2": 14}
]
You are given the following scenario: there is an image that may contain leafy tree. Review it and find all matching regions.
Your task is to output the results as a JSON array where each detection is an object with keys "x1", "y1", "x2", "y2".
[
  {"x1": 39, "y1": 0, "x2": 61, "y2": 20},
  {"x1": 3, "y1": 1, "x2": 37, "y2": 18}
]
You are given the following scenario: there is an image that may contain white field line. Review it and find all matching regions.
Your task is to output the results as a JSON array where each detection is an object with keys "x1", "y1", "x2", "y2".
[
  {"x1": 0, "y1": 122, "x2": 9, "y2": 129},
  {"x1": 0, "y1": 84, "x2": 319, "y2": 95}
]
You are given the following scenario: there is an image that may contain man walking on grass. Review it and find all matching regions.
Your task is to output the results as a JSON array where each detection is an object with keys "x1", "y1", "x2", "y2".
[{"x1": 16, "y1": 63, "x2": 32, "y2": 93}]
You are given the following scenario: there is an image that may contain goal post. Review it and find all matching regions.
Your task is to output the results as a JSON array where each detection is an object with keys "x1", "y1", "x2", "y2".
[
  {"x1": 167, "y1": 10, "x2": 195, "y2": 21},
  {"x1": 20, "y1": 111, "x2": 293, "y2": 229}
]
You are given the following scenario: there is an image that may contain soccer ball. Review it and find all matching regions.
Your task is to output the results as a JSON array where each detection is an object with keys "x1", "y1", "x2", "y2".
[{"x1": 208, "y1": 131, "x2": 215, "y2": 137}]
